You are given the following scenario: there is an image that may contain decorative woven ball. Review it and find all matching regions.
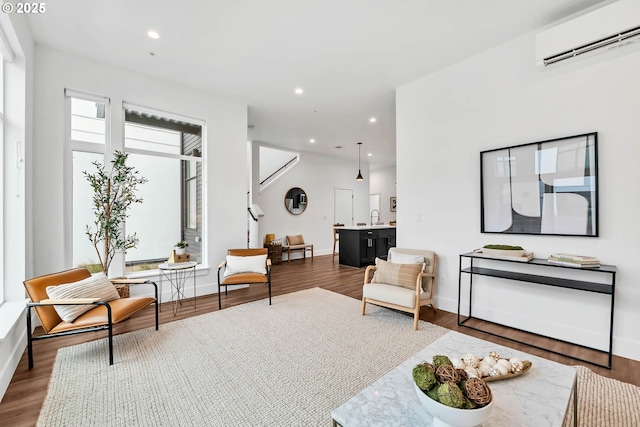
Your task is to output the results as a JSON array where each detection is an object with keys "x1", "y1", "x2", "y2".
[
  {"x1": 426, "y1": 362, "x2": 436, "y2": 373},
  {"x1": 436, "y1": 364, "x2": 461, "y2": 384},
  {"x1": 464, "y1": 378, "x2": 493, "y2": 407},
  {"x1": 457, "y1": 368, "x2": 468, "y2": 381}
]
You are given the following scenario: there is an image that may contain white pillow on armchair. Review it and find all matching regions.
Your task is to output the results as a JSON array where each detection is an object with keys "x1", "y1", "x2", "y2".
[{"x1": 224, "y1": 254, "x2": 267, "y2": 277}]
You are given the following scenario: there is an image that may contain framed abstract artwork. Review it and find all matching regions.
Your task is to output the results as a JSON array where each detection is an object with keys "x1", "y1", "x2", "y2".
[
  {"x1": 480, "y1": 132, "x2": 598, "y2": 237},
  {"x1": 390, "y1": 197, "x2": 397, "y2": 212}
]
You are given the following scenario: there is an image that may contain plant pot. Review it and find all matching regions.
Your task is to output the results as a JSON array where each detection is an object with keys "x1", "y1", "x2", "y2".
[{"x1": 174, "y1": 247, "x2": 186, "y2": 255}]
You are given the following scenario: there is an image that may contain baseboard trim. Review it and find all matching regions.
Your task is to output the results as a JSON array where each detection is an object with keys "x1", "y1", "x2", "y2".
[{"x1": 0, "y1": 313, "x2": 27, "y2": 401}]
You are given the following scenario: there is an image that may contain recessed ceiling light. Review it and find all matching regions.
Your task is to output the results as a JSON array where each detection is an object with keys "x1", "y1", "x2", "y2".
[
  {"x1": 369, "y1": 117, "x2": 377, "y2": 123},
  {"x1": 295, "y1": 88, "x2": 304, "y2": 95},
  {"x1": 309, "y1": 139, "x2": 315, "y2": 143},
  {"x1": 147, "y1": 30, "x2": 160, "y2": 39},
  {"x1": 368, "y1": 153, "x2": 373, "y2": 157}
]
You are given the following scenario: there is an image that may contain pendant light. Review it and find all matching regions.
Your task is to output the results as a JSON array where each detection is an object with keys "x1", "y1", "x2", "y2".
[{"x1": 356, "y1": 142, "x2": 364, "y2": 181}]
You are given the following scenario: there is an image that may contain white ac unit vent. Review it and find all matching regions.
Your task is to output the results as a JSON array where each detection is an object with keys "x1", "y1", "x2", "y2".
[{"x1": 536, "y1": 0, "x2": 640, "y2": 67}]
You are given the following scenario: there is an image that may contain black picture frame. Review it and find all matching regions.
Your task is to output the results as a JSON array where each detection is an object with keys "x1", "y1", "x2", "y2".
[{"x1": 480, "y1": 132, "x2": 598, "y2": 237}]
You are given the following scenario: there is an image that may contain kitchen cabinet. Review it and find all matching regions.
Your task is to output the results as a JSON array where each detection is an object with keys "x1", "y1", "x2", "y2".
[{"x1": 338, "y1": 227, "x2": 396, "y2": 268}]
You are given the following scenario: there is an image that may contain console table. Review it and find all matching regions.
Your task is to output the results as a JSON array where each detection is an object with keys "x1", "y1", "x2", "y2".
[{"x1": 458, "y1": 253, "x2": 616, "y2": 369}]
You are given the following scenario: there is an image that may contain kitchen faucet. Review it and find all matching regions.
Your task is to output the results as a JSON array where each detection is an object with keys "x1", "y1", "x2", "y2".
[{"x1": 370, "y1": 209, "x2": 381, "y2": 226}]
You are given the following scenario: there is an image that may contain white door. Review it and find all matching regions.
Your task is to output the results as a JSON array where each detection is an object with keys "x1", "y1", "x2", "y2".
[{"x1": 334, "y1": 187, "x2": 353, "y2": 225}]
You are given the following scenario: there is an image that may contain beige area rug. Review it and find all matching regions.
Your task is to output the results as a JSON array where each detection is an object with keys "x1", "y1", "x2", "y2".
[
  {"x1": 563, "y1": 365, "x2": 640, "y2": 427},
  {"x1": 38, "y1": 288, "x2": 449, "y2": 426}
]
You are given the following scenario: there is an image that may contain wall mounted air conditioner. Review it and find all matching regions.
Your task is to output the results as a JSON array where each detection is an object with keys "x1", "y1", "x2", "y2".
[{"x1": 536, "y1": 0, "x2": 640, "y2": 67}]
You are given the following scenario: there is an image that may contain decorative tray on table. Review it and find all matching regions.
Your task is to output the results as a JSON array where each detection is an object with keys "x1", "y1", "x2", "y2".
[
  {"x1": 482, "y1": 360, "x2": 532, "y2": 382},
  {"x1": 450, "y1": 351, "x2": 533, "y2": 382}
]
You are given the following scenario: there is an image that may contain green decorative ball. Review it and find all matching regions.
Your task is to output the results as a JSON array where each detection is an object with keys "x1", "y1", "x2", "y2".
[
  {"x1": 436, "y1": 382, "x2": 465, "y2": 408},
  {"x1": 432, "y1": 355, "x2": 453, "y2": 368},
  {"x1": 413, "y1": 363, "x2": 437, "y2": 391}
]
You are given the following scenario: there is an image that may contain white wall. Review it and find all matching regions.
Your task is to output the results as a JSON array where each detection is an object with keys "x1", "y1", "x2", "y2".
[
  {"x1": 370, "y1": 166, "x2": 396, "y2": 223},
  {"x1": 33, "y1": 46, "x2": 248, "y2": 295},
  {"x1": 254, "y1": 144, "x2": 370, "y2": 257},
  {"x1": 397, "y1": 32, "x2": 640, "y2": 360}
]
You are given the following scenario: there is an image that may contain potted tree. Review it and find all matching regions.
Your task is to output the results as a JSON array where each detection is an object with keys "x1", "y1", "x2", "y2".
[{"x1": 84, "y1": 151, "x2": 148, "y2": 275}]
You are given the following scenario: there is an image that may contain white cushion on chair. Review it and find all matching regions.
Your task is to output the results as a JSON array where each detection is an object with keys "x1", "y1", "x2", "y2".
[
  {"x1": 224, "y1": 254, "x2": 267, "y2": 277},
  {"x1": 363, "y1": 283, "x2": 416, "y2": 308},
  {"x1": 388, "y1": 251, "x2": 427, "y2": 267},
  {"x1": 46, "y1": 272, "x2": 120, "y2": 322}
]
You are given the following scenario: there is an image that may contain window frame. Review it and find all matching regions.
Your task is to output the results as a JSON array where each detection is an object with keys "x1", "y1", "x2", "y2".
[
  {"x1": 122, "y1": 102, "x2": 206, "y2": 271},
  {"x1": 0, "y1": 57, "x2": 4, "y2": 304},
  {"x1": 66, "y1": 93, "x2": 207, "y2": 277},
  {"x1": 65, "y1": 90, "x2": 111, "y2": 272}
]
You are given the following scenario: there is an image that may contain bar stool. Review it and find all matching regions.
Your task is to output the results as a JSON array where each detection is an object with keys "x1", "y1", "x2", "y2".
[{"x1": 333, "y1": 223, "x2": 344, "y2": 262}]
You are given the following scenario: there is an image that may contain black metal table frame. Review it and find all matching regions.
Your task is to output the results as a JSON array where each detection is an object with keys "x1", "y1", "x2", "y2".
[
  {"x1": 159, "y1": 263, "x2": 197, "y2": 316},
  {"x1": 458, "y1": 253, "x2": 616, "y2": 369}
]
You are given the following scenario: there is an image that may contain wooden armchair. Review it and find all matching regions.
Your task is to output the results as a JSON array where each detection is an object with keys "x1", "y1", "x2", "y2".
[
  {"x1": 23, "y1": 267, "x2": 158, "y2": 368},
  {"x1": 217, "y1": 248, "x2": 272, "y2": 309},
  {"x1": 283, "y1": 234, "x2": 314, "y2": 262},
  {"x1": 361, "y1": 248, "x2": 438, "y2": 330}
]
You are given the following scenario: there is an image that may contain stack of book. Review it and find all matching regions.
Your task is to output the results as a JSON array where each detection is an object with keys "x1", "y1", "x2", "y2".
[{"x1": 548, "y1": 253, "x2": 600, "y2": 268}]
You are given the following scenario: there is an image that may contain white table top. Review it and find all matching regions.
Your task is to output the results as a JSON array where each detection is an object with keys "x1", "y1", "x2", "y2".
[
  {"x1": 157, "y1": 261, "x2": 197, "y2": 270},
  {"x1": 332, "y1": 331, "x2": 576, "y2": 427}
]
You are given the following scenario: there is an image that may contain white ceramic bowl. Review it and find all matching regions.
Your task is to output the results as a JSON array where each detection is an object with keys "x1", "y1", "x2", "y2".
[{"x1": 414, "y1": 383, "x2": 493, "y2": 427}]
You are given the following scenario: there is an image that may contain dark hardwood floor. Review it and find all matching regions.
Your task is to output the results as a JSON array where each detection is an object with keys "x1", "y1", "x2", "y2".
[{"x1": 1, "y1": 254, "x2": 638, "y2": 426}]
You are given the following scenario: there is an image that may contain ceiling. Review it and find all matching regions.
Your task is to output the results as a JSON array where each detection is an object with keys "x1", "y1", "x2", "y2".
[{"x1": 24, "y1": 0, "x2": 605, "y2": 168}]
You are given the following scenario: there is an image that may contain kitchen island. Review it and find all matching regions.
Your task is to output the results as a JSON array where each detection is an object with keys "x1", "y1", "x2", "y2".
[{"x1": 337, "y1": 225, "x2": 396, "y2": 268}]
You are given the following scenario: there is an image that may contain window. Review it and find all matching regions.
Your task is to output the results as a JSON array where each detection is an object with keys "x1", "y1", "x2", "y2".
[
  {"x1": 123, "y1": 106, "x2": 204, "y2": 271},
  {"x1": 185, "y1": 159, "x2": 198, "y2": 229},
  {"x1": 1, "y1": 19, "x2": 23, "y2": 312},
  {"x1": 70, "y1": 97, "x2": 107, "y2": 144},
  {"x1": 67, "y1": 91, "x2": 108, "y2": 272},
  {"x1": 0, "y1": 56, "x2": 5, "y2": 304},
  {"x1": 67, "y1": 94, "x2": 205, "y2": 275}
]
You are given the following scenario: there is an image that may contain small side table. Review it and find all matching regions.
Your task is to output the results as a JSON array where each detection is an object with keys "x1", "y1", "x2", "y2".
[
  {"x1": 264, "y1": 243, "x2": 283, "y2": 265},
  {"x1": 158, "y1": 262, "x2": 197, "y2": 316}
]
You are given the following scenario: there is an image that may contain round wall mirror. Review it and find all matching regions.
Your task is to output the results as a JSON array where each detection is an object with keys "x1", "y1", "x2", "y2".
[{"x1": 284, "y1": 187, "x2": 308, "y2": 215}]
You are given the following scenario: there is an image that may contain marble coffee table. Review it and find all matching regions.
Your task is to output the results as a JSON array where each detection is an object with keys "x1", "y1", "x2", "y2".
[{"x1": 332, "y1": 331, "x2": 577, "y2": 427}]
